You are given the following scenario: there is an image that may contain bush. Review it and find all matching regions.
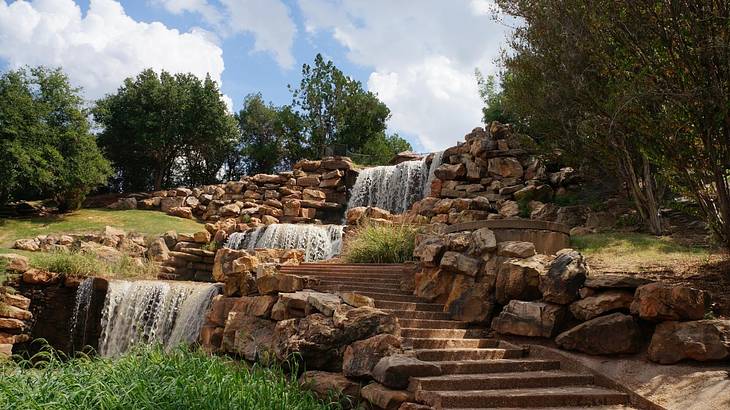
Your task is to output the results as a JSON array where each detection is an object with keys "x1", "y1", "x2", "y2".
[
  {"x1": 30, "y1": 251, "x2": 158, "y2": 279},
  {"x1": 344, "y1": 222, "x2": 418, "y2": 263},
  {"x1": 0, "y1": 344, "x2": 340, "y2": 410}
]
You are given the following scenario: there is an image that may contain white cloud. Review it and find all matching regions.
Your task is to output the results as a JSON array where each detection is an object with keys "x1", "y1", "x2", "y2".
[
  {"x1": 156, "y1": 0, "x2": 297, "y2": 69},
  {"x1": 298, "y1": 0, "x2": 511, "y2": 151},
  {"x1": 0, "y1": 0, "x2": 226, "y2": 101}
]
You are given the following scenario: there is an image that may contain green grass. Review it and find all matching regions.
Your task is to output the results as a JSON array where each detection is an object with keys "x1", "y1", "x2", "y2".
[
  {"x1": 0, "y1": 209, "x2": 204, "y2": 248},
  {"x1": 571, "y1": 232, "x2": 713, "y2": 272},
  {"x1": 29, "y1": 251, "x2": 158, "y2": 280},
  {"x1": 0, "y1": 344, "x2": 342, "y2": 410},
  {"x1": 344, "y1": 222, "x2": 419, "y2": 264}
]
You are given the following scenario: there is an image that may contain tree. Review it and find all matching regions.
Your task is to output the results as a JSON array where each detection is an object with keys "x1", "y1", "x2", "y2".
[
  {"x1": 0, "y1": 66, "x2": 111, "y2": 210},
  {"x1": 357, "y1": 133, "x2": 413, "y2": 165},
  {"x1": 290, "y1": 54, "x2": 391, "y2": 158},
  {"x1": 94, "y1": 69, "x2": 237, "y2": 191},
  {"x1": 226, "y1": 93, "x2": 304, "y2": 177},
  {"x1": 475, "y1": 69, "x2": 512, "y2": 124}
]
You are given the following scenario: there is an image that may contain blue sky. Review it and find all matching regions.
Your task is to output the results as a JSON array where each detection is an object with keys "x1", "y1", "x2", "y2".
[{"x1": 0, "y1": 0, "x2": 512, "y2": 152}]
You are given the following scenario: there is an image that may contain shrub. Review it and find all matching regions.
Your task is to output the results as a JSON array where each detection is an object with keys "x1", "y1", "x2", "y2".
[
  {"x1": 344, "y1": 221, "x2": 419, "y2": 263},
  {"x1": 30, "y1": 251, "x2": 158, "y2": 279},
  {"x1": 0, "y1": 344, "x2": 340, "y2": 410}
]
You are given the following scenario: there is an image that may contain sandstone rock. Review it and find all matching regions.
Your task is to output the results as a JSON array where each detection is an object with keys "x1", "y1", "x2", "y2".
[
  {"x1": 192, "y1": 230, "x2": 211, "y2": 244},
  {"x1": 302, "y1": 188, "x2": 326, "y2": 201},
  {"x1": 138, "y1": 197, "x2": 161, "y2": 209},
  {"x1": 446, "y1": 232, "x2": 471, "y2": 252},
  {"x1": 414, "y1": 268, "x2": 454, "y2": 302},
  {"x1": 22, "y1": 269, "x2": 60, "y2": 285},
  {"x1": 372, "y1": 354, "x2": 441, "y2": 389},
  {"x1": 361, "y1": 383, "x2": 414, "y2": 410},
  {"x1": 205, "y1": 295, "x2": 237, "y2": 327},
  {"x1": 0, "y1": 253, "x2": 29, "y2": 273},
  {"x1": 0, "y1": 304, "x2": 32, "y2": 320},
  {"x1": 556, "y1": 313, "x2": 641, "y2": 355},
  {"x1": 256, "y1": 274, "x2": 304, "y2": 295},
  {"x1": 556, "y1": 206, "x2": 588, "y2": 227},
  {"x1": 439, "y1": 251, "x2": 479, "y2": 277},
  {"x1": 168, "y1": 206, "x2": 193, "y2": 219},
  {"x1": 0, "y1": 317, "x2": 26, "y2": 331},
  {"x1": 491, "y1": 300, "x2": 566, "y2": 338},
  {"x1": 107, "y1": 197, "x2": 137, "y2": 210},
  {"x1": 334, "y1": 305, "x2": 399, "y2": 342},
  {"x1": 445, "y1": 276, "x2": 495, "y2": 324},
  {"x1": 221, "y1": 312, "x2": 275, "y2": 361},
  {"x1": 283, "y1": 199, "x2": 301, "y2": 217},
  {"x1": 472, "y1": 228, "x2": 497, "y2": 253},
  {"x1": 271, "y1": 315, "x2": 346, "y2": 371},
  {"x1": 299, "y1": 371, "x2": 361, "y2": 400},
  {"x1": 253, "y1": 174, "x2": 284, "y2": 184},
  {"x1": 232, "y1": 295, "x2": 278, "y2": 319},
  {"x1": 498, "y1": 200, "x2": 520, "y2": 218},
  {"x1": 160, "y1": 197, "x2": 184, "y2": 213},
  {"x1": 219, "y1": 203, "x2": 241, "y2": 217},
  {"x1": 585, "y1": 211, "x2": 616, "y2": 230},
  {"x1": 212, "y1": 248, "x2": 252, "y2": 282},
  {"x1": 488, "y1": 157, "x2": 523, "y2": 178},
  {"x1": 497, "y1": 241, "x2": 536, "y2": 258},
  {"x1": 584, "y1": 274, "x2": 651, "y2": 290},
  {"x1": 147, "y1": 237, "x2": 170, "y2": 262},
  {"x1": 307, "y1": 292, "x2": 342, "y2": 316},
  {"x1": 434, "y1": 163, "x2": 466, "y2": 180},
  {"x1": 343, "y1": 334, "x2": 403, "y2": 378},
  {"x1": 321, "y1": 157, "x2": 353, "y2": 170},
  {"x1": 1, "y1": 293, "x2": 30, "y2": 310},
  {"x1": 340, "y1": 292, "x2": 375, "y2": 308},
  {"x1": 514, "y1": 184, "x2": 553, "y2": 203},
  {"x1": 13, "y1": 238, "x2": 39, "y2": 251},
  {"x1": 495, "y1": 256, "x2": 547, "y2": 304},
  {"x1": 398, "y1": 403, "x2": 432, "y2": 410},
  {"x1": 630, "y1": 283, "x2": 710, "y2": 321},
  {"x1": 531, "y1": 202, "x2": 559, "y2": 221},
  {"x1": 648, "y1": 320, "x2": 730, "y2": 364},
  {"x1": 413, "y1": 236, "x2": 446, "y2": 267},
  {"x1": 539, "y1": 249, "x2": 587, "y2": 305},
  {"x1": 570, "y1": 290, "x2": 635, "y2": 321}
]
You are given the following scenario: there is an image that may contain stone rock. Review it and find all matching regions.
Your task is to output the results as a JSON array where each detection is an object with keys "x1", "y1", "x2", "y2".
[
  {"x1": 334, "y1": 305, "x2": 399, "y2": 343},
  {"x1": 570, "y1": 290, "x2": 635, "y2": 321},
  {"x1": 0, "y1": 304, "x2": 32, "y2": 320},
  {"x1": 361, "y1": 383, "x2": 414, "y2": 410},
  {"x1": 193, "y1": 230, "x2": 211, "y2": 243},
  {"x1": 556, "y1": 206, "x2": 588, "y2": 227},
  {"x1": 585, "y1": 211, "x2": 616, "y2": 230},
  {"x1": 444, "y1": 276, "x2": 495, "y2": 323},
  {"x1": 498, "y1": 200, "x2": 520, "y2": 218},
  {"x1": 491, "y1": 300, "x2": 566, "y2": 338},
  {"x1": 0, "y1": 253, "x2": 29, "y2": 273},
  {"x1": 414, "y1": 268, "x2": 454, "y2": 302},
  {"x1": 0, "y1": 317, "x2": 26, "y2": 331},
  {"x1": 488, "y1": 157, "x2": 523, "y2": 178},
  {"x1": 555, "y1": 313, "x2": 642, "y2": 355},
  {"x1": 446, "y1": 232, "x2": 471, "y2": 252},
  {"x1": 232, "y1": 295, "x2": 278, "y2": 319},
  {"x1": 256, "y1": 274, "x2": 304, "y2": 295},
  {"x1": 539, "y1": 249, "x2": 587, "y2": 305},
  {"x1": 271, "y1": 315, "x2": 345, "y2": 371},
  {"x1": 219, "y1": 203, "x2": 241, "y2": 217},
  {"x1": 297, "y1": 176, "x2": 321, "y2": 187},
  {"x1": 212, "y1": 248, "x2": 252, "y2": 282},
  {"x1": 340, "y1": 292, "x2": 375, "y2": 308},
  {"x1": 584, "y1": 274, "x2": 651, "y2": 290},
  {"x1": 648, "y1": 320, "x2": 730, "y2": 364},
  {"x1": 439, "y1": 251, "x2": 480, "y2": 277},
  {"x1": 1, "y1": 293, "x2": 31, "y2": 310},
  {"x1": 307, "y1": 292, "x2": 342, "y2": 316},
  {"x1": 413, "y1": 236, "x2": 446, "y2": 267},
  {"x1": 434, "y1": 163, "x2": 466, "y2": 180},
  {"x1": 531, "y1": 203, "x2": 559, "y2": 221},
  {"x1": 497, "y1": 241, "x2": 536, "y2": 258},
  {"x1": 147, "y1": 237, "x2": 170, "y2": 262},
  {"x1": 168, "y1": 206, "x2": 193, "y2": 219},
  {"x1": 472, "y1": 228, "x2": 497, "y2": 253},
  {"x1": 13, "y1": 238, "x2": 39, "y2": 251},
  {"x1": 160, "y1": 197, "x2": 184, "y2": 213},
  {"x1": 495, "y1": 256, "x2": 547, "y2": 304},
  {"x1": 221, "y1": 312, "x2": 275, "y2": 361},
  {"x1": 22, "y1": 268, "x2": 60, "y2": 285},
  {"x1": 630, "y1": 283, "x2": 710, "y2": 321},
  {"x1": 398, "y1": 403, "x2": 432, "y2": 410},
  {"x1": 107, "y1": 197, "x2": 137, "y2": 210},
  {"x1": 343, "y1": 334, "x2": 403, "y2": 378},
  {"x1": 299, "y1": 371, "x2": 361, "y2": 400},
  {"x1": 138, "y1": 197, "x2": 161, "y2": 209},
  {"x1": 372, "y1": 354, "x2": 441, "y2": 389}
]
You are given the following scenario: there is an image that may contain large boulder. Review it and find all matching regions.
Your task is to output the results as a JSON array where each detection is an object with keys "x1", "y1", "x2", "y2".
[
  {"x1": 361, "y1": 383, "x2": 414, "y2": 410},
  {"x1": 333, "y1": 305, "x2": 399, "y2": 342},
  {"x1": 648, "y1": 320, "x2": 730, "y2": 364},
  {"x1": 220, "y1": 312, "x2": 275, "y2": 361},
  {"x1": 343, "y1": 334, "x2": 403, "y2": 378},
  {"x1": 491, "y1": 300, "x2": 566, "y2": 338},
  {"x1": 497, "y1": 241, "x2": 536, "y2": 258},
  {"x1": 555, "y1": 313, "x2": 642, "y2": 355},
  {"x1": 212, "y1": 248, "x2": 254, "y2": 282},
  {"x1": 0, "y1": 253, "x2": 29, "y2": 273},
  {"x1": 630, "y1": 283, "x2": 710, "y2": 321},
  {"x1": 22, "y1": 268, "x2": 60, "y2": 285},
  {"x1": 147, "y1": 237, "x2": 170, "y2": 262},
  {"x1": 107, "y1": 197, "x2": 137, "y2": 210},
  {"x1": 271, "y1": 315, "x2": 346, "y2": 371},
  {"x1": 413, "y1": 236, "x2": 446, "y2": 267},
  {"x1": 472, "y1": 228, "x2": 497, "y2": 253},
  {"x1": 584, "y1": 274, "x2": 651, "y2": 290},
  {"x1": 569, "y1": 290, "x2": 635, "y2": 321},
  {"x1": 495, "y1": 256, "x2": 548, "y2": 304},
  {"x1": 372, "y1": 354, "x2": 442, "y2": 389},
  {"x1": 539, "y1": 249, "x2": 588, "y2": 305},
  {"x1": 299, "y1": 371, "x2": 361, "y2": 401},
  {"x1": 439, "y1": 251, "x2": 480, "y2": 277},
  {"x1": 414, "y1": 268, "x2": 454, "y2": 303},
  {"x1": 434, "y1": 163, "x2": 466, "y2": 180},
  {"x1": 256, "y1": 274, "x2": 305, "y2": 295},
  {"x1": 444, "y1": 276, "x2": 495, "y2": 324},
  {"x1": 488, "y1": 157, "x2": 523, "y2": 178}
]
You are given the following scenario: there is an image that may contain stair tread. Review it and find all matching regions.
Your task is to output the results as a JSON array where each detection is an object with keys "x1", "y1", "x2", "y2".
[
  {"x1": 427, "y1": 386, "x2": 628, "y2": 398},
  {"x1": 411, "y1": 370, "x2": 592, "y2": 382}
]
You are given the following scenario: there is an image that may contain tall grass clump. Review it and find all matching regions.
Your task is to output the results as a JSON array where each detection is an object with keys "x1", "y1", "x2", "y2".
[
  {"x1": 344, "y1": 222, "x2": 418, "y2": 263},
  {"x1": 30, "y1": 251, "x2": 158, "y2": 279},
  {"x1": 0, "y1": 344, "x2": 341, "y2": 410}
]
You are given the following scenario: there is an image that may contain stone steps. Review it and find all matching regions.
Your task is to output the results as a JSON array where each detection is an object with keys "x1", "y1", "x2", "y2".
[
  {"x1": 384, "y1": 310, "x2": 451, "y2": 320},
  {"x1": 314, "y1": 284, "x2": 412, "y2": 295},
  {"x1": 399, "y1": 319, "x2": 470, "y2": 329},
  {"x1": 415, "y1": 348, "x2": 525, "y2": 361},
  {"x1": 375, "y1": 300, "x2": 445, "y2": 312},
  {"x1": 401, "y1": 328, "x2": 492, "y2": 339},
  {"x1": 356, "y1": 291, "x2": 423, "y2": 302},
  {"x1": 409, "y1": 370, "x2": 594, "y2": 391},
  {"x1": 404, "y1": 338, "x2": 499, "y2": 349},
  {"x1": 315, "y1": 278, "x2": 402, "y2": 286},
  {"x1": 431, "y1": 359, "x2": 563, "y2": 375},
  {"x1": 417, "y1": 386, "x2": 629, "y2": 409}
]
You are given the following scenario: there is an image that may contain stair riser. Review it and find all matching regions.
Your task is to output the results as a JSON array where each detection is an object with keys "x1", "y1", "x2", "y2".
[
  {"x1": 315, "y1": 279, "x2": 402, "y2": 286},
  {"x1": 314, "y1": 285, "x2": 410, "y2": 295},
  {"x1": 405, "y1": 339, "x2": 498, "y2": 349},
  {"x1": 416, "y1": 349, "x2": 525, "y2": 361},
  {"x1": 359, "y1": 293, "x2": 423, "y2": 302},
  {"x1": 384, "y1": 310, "x2": 451, "y2": 320},
  {"x1": 410, "y1": 375, "x2": 593, "y2": 391},
  {"x1": 436, "y1": 361, "x2": 561, "y2": 375},
  {"x1": 398, "y1": 319, "x2": 468, "y2": 329},
  {"x1": 401, "y1": 329, "x2": 489, "y2": 338},
  {"x1": 294, "y1": 273, "x2": 403, "y2": 279},
  {"x1": 419, "y1": 392, "x2": 629, "y2": 408},
  {"x1": 375, "y1": 301, "x2": 445, "y2": 312}
]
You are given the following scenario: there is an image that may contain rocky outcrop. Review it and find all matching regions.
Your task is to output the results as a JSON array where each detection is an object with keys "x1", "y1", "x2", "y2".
[
  {"x1": 570, "y1": 290, "x2": 634, "y2": 321},
  {"x1": 491, "y1": 300, "x2": 566, "y2": 338},
  {"x1": 539, "y1": 249, "x2": 587, "y2": 305},
  {"x1": 648, "y1": 320, "x2": 730, "y2": 364},
  {"x1": 630, "y1": 283, "x2": 710, "y2": 321},
  {"x1": 343, "y1": 334, "x2": 403, "y2": 378},
  {"x1": 555, "y1": 313, "x2": 642, "y2": 355},
  {"x1": 372, "y1": 354, "x2": 442, "y2": 389}
]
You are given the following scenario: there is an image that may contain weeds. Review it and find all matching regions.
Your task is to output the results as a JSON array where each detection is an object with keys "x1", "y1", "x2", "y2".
[
  {"x1": 344, "y1": 221, "x2": 419, "y2": 263},
  {"x1": 30, "y1": 251, "x2": 158, "y2": 279}
]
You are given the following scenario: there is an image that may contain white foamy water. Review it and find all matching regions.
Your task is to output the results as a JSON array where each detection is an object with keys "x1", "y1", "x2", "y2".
[{"x1": 225, "y1": 223, "x2": 344, "y2": 261}]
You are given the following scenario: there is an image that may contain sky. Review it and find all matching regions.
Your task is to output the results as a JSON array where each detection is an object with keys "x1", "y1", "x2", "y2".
[{"x1": 0, "y1": 0, "x2": 513, "y2": 152}]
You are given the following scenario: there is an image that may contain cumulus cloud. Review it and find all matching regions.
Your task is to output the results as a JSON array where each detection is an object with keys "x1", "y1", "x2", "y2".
[
  {"x1": 0, "y1": 0, "x2": 225, "y2": 101},
  {"x1": 298, "y1": 0, "x2": 512, "y2": 151},
  {"x1": 156, "y1": 0, "x2": 297, "y2": 69}
]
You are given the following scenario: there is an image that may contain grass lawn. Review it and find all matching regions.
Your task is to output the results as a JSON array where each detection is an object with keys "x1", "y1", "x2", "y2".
[
  {"x1": 0, "y1": 209, "x2": 204, "y2": 249},
  {"x1": 571, "y1": 232, "x2": 718, "y2": 274},
  {"x1": 0, "y1": 345, "x2": 343, "y2": 410}
]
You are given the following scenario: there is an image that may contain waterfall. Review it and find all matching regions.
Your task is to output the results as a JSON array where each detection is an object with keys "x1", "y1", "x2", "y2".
[
  {"x1": 225, "y1": 223, "x2": 344, "y2": 262},
  {"x1": 424, "y1": 151, "x2": 444, "y2": 197},
  {"x1": 98, "y1": 280, "x2": 220, "y2": 357},
  {"x1": 347, "y1": 152, "x2": 443, "y2": 214},
  {"x1": 69, "y1": 277, "x2": 94, "y2": 352}
]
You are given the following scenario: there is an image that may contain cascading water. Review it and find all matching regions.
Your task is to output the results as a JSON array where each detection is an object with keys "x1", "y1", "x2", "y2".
[
  {"x1": 69, "y1": 277, "x2": 94, "y2": 351},
  {"x1": 225, "y1": 223, "x2": 344, "y2": 262},
  {"x1": 98, "y1": 280, "x2": 220, "y2": 357},
  {"x1": 347, "y1": 152, "x2": 443, "y2": 214}
]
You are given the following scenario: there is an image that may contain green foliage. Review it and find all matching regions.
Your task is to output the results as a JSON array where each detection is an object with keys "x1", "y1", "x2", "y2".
[
  {"x1": 475, "y1": 69, "x2": 512, "y2": 124},
  {"x1": 29, "y1": 251, "x2": 158, "y2": 279},
  {"x1": 291, "y1": 54, "x2": 391, "y2": 159},
  {"x1": 344, "y1": 222, "x2": 419, "y2": 264},
  {"x1": 0, "y1": 344, "x2": 340, "y2": 410},
  {"x1": 94, "y1": 69, "x2": 238, "y2": 191},
  {"x1": 517, "y1": 198, "x2": 531, "y2": 218},
  {"x1": 0, "y1": 66, "x2": 111, "y2": 210},
  {"x1": 357, "y1": 133, "x2": 413, "y2": 166}
]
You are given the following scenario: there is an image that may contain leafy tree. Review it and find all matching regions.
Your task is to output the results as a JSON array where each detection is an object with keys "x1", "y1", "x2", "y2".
[
  {"x1": 94, "y1": 69, "x2": 237, "y2": 191},
  {"x1": 290, "y1": 54, "x2": 391, "y2": 158},
  {"x1": 357, "y1": 133, "x2": 413, "y2": 165},
  {"x1": 475, "y1": 69, "x2": 512, "y2": 124},
  {"x1": 0, "y1": 66, "x2": 111, "y2": 210}
]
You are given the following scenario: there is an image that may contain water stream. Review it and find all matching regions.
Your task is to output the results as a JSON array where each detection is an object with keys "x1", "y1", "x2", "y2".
[{"x1": 225, "y1": 223, "x2": 344, "y2": 262}]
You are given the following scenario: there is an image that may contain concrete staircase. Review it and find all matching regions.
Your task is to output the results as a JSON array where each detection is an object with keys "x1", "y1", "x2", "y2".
[{"x1": 280, "y1": 263, "x2": 635, "y2": 410}]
